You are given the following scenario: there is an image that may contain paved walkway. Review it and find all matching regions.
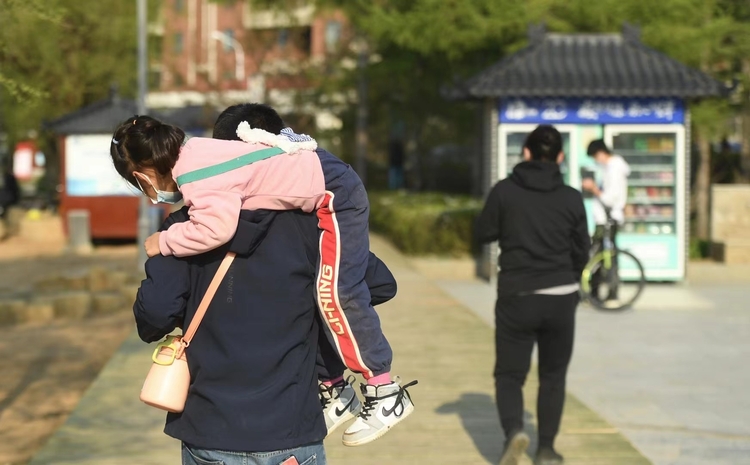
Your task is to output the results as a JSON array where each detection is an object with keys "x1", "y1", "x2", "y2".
[
  {"x1": 30, "y1": 236, "x2": 649, "y2": 464},
  {"x1": 438, "y1": 267, "x2": 750, "y2": 465}
]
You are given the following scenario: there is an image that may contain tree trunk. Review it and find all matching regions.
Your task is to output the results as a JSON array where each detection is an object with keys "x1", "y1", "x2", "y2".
[
  {"x1": 695, "y1": 131, "x2": 711, "y2": 240},
  {"x1": 694, "y1": 52, "x2": 715, "y2": 241},
  {"x1": 741, "y1": 60, "x2": 750, "y2": 179},
  {"x1": 354, "y1": 45, "x2": 369, "y2": 186},
  {"x1": 410, "y1": 126, "x2": 424, "y2": 191}
]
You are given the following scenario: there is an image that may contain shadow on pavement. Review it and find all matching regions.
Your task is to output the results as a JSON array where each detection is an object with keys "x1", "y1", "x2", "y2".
[
  {"x1": 0, "y1": 314, "x2": 135, "y2": 465},
  {"x1": 0, "y1": 358, "x2": 51, "y2": 416},
  {"x1": 436, "y1": 393, "x2": 541, "y2": 464},
  {"x1": 436, "y1": 393, "x2": 502, "y2": 464}
]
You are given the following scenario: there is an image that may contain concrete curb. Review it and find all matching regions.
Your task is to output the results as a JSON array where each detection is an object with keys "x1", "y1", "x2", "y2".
[{"x1": 0, "y1": 267, "x2": 141, "y2": 327}]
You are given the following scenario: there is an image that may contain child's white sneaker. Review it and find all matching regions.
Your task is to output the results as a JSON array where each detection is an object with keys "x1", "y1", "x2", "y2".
[
  {"x1": 319, "y1": 377, "x2": 361, "y2": 436},
  {"x1": 342, "y1": 377, "x2": 418, "y2": 447}
]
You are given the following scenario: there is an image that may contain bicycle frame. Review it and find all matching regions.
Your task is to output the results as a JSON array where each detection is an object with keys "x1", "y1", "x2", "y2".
[
  {"x1": 581, "y1": 250, "x2": 613, "y2": 289},
  {"x1": 581, "y1": 198, "x2": 618, "y2": 293},
  {"x1": 590, "y1": 197, "x2": 618, "y2": 261},
  {"x1": 581, "y1": 198, "x2": 647, "y2": 310}
]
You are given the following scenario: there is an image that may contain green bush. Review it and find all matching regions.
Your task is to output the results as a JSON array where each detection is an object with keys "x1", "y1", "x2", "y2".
[
  {"x1": 689, "y1": 237, "x2": 710, "y2": 260},
  {"x1": 368, "y1": 191, "x2": 482, "y2": 256}
]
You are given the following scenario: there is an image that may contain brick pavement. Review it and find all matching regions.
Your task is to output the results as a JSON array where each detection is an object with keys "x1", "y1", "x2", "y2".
[{"x1": 29, "y1": 236, "x2": 650, "y2": 464}]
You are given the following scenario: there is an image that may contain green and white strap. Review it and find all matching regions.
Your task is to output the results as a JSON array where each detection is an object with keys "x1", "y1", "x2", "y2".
[{"x1": 176, "y1": 146, "x2": 286, "y2": 187}]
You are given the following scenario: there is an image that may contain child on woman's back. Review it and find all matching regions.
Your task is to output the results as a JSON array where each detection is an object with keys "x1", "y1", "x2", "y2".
[{"x1": 110, "y1": 112, "x2": 416, "y2": 446}]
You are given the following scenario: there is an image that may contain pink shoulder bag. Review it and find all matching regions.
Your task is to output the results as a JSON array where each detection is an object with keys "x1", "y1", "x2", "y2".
[{"x1": 140, "y1": 252, "x2": 236, "y2": 413}]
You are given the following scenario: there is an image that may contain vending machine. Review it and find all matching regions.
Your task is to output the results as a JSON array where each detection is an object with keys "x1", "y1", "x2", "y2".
[
  {"x1": 498, "y1": 124, "x2": 580, "y2": 185},
  {"x1": 497, "y1": 98, "x2": 688, "y2": 282},
  {"x1": 604, "y1": 125, "x2": 686, "y2": 281}
]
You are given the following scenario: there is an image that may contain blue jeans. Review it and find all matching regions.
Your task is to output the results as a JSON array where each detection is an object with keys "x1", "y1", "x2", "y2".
[{"x1": 182, "y1": 442, "x2": 326, "y2": 465}]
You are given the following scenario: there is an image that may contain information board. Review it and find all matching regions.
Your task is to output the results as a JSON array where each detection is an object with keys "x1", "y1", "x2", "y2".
[
  {"x1": 500, "y1": 98, "x2": 685, "y2": 125},
  {"x1": 65, "y1": 134, "x2": 138, "y2": 197}
]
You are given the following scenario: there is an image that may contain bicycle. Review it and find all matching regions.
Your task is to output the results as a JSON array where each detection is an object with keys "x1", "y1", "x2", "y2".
[{"x1": 580, "y1": 200, "x2": 646, "y2": 311}]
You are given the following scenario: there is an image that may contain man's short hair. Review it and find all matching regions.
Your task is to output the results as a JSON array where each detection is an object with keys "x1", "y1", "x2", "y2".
[
  {"x1": 587, "y1": 139, "x2": 611, "y2": 157},
  {"x1": 213, "y1": 103, "x2": 285, "y2": 140},
  {"x1": 524, "y1": 125, "x2": 563, "y2": 162}
]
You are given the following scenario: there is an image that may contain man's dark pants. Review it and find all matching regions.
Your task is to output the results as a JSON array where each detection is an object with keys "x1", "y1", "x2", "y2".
[{"x1": 494, "y1": 292, "x2": 578, "y2": 448}]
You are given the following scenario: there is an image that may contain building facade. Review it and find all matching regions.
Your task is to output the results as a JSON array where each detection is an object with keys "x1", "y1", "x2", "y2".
[{"x1": 148, "y1": 0, "x2": 348, "y2": 124}]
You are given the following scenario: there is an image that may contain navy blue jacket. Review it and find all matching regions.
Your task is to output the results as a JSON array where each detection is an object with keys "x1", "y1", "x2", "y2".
[{"x1": 134, "y1": 207, "x2": 396, "y2": 452}]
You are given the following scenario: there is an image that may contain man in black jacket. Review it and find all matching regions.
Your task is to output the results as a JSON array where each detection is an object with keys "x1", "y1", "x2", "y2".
[{"x1": 476, "y1": 125, "x2": 590, "y2": 465}]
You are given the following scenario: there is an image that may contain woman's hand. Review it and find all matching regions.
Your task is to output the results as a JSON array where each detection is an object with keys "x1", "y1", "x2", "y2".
[{"x1": 145, "y1": 232, "x2": 162, "y2": 258}]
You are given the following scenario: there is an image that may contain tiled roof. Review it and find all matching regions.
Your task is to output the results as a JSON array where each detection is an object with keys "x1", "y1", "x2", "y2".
[
  {"x1": 45, "y1": 93, "x2": 138, "y2": 134},
  {"x1": 46, "y1": 90, "x2": 220, "y2": 134},
  {"x1": 454, "y1": 24, "x2": 727, "y2": 99}
]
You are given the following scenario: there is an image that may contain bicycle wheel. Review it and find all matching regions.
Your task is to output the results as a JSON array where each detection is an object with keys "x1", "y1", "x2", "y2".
[{"x1": 581, "y1": 249, "x2": 646, "y2": 311}]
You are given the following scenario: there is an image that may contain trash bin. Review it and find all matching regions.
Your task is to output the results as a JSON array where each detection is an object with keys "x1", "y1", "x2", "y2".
[{"x1": 67, "y1": 209, "x2": 93, "y2": 254}]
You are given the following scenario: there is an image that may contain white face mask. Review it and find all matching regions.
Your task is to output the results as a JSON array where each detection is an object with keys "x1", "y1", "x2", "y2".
[{"x1": 134, "y1": 173, "x2": 183, "y2": 205}]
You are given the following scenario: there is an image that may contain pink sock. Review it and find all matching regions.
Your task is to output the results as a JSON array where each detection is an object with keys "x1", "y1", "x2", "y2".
[
  {"x1": 367, "y1": 373, "x2": 391, "y2": 386},
  {"x1": 321, "y1": 375, "x2": 344, "y2": 387}
]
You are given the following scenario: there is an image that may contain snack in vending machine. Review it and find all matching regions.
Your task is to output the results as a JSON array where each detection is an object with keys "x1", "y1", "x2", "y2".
[{"x1": 647, "y1": 137, "x2": 662, "y2": 152}]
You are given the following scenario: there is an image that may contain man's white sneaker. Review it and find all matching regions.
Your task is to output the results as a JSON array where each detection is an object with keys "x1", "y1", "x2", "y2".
[
  {"x1": 319, "y1": 377, "x2": 361, "y2": 436},
  {"x1": 500, "y1": 431, "x2": 530, "y2": 465},
  {"x1": 342, "y1": 377, "x2": 418, "y2": 447}
]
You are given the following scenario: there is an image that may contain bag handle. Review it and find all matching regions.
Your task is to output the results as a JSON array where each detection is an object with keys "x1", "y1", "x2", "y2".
[{"x1": 182, "y1": 251, "x2": 236, "y2": 345}]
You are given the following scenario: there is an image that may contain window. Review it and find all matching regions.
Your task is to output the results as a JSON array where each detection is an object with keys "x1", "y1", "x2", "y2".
[
  {"x1": 325, "y1": 21, "x2": 341, "y2": 53},
  {"x1": 174, "y1": 33, "x2": 184, "y2": 54},
  {"x1": 149, "y1": 69, "x2": 162, "y2": 90},
  {"x1": 301, "y1": 27, "x2": 312, "y2": 55},
  {"x1": 278, "y1": 29, "x2": 289, "y2": 48},
  {"x1": 223, "y1": 29, "x2": 234, "y2": 52},
  {"x1": 175, "y1": 0, "x2": 185, "y2": 14}
]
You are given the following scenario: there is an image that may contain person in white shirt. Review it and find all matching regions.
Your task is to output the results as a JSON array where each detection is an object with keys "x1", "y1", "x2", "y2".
[{"x1": 582, "y1": 139, "x2": 631, "y2": 307}]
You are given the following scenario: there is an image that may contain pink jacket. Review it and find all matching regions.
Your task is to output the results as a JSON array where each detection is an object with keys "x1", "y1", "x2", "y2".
[{"x1": 158, "y1": 137, "x2": 326, "y2": 257}]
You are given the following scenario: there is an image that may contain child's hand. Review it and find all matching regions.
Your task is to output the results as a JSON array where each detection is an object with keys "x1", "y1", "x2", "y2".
[{"x1": 145, "y1": 232, "x2": 162, "y2": 257}]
